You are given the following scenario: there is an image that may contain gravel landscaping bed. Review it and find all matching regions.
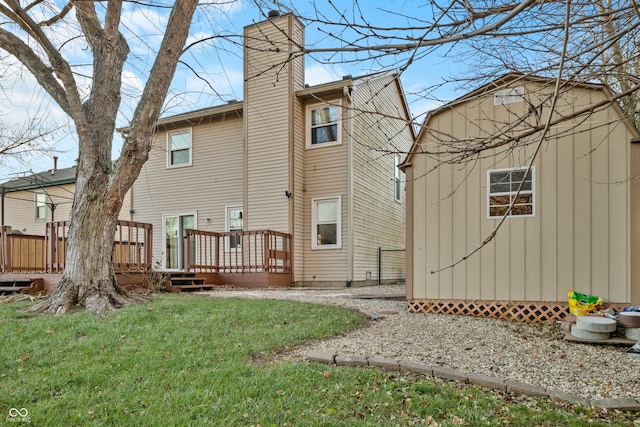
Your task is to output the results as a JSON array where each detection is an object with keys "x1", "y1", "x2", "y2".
[{"x1": 203, "y1": 284, "x2": 640, "y2": 401}]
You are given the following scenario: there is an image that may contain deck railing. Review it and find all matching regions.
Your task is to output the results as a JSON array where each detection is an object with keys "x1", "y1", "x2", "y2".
[
  {"x1": 46, "y1": 220, "x2": 153, "y2": 272},
  {"x1": 0, "y1": 225, "x2": 46, "y2": 272},
  {"x1": 0, "y1": 221, "x2": 153, "y2": 273},
  {"x1": 185, "y1": 229, "x2": 291, "y2": 274}
]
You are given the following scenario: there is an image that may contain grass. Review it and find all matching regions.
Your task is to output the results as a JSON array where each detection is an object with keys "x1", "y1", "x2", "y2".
[{"x1": 0, "y1": 294, "x2": 637, "y2": 426}]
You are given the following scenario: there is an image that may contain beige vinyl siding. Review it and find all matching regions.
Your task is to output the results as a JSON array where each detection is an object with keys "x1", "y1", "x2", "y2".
[
  {"x1": 132, "y1": 114, "x2": 244, "y2": 265},
  {"x1": 3, "y1": 183, "x2": 76, "y2": 235},
  {"x1": 302, "y1": 111, "x2": 349, "y2": 283},
  {"x1": 410, "y1": 80, "x2": 635, "y2": 303},
  {"x1": 351, "y1": 74, "x2": 412, "y2": 283},
  {"x1": 244, "y1": 15, "x2": 303, "y2": 233}
]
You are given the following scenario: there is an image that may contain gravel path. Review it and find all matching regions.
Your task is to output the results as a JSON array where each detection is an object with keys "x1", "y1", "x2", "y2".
[{"x1": 203, "y1": 284, "x2": 640, "y2": 401}]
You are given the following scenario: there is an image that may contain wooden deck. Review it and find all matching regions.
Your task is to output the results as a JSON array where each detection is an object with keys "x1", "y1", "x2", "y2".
[{"x1": 1, "y1": 224, "x2": 292, "y2": 292}]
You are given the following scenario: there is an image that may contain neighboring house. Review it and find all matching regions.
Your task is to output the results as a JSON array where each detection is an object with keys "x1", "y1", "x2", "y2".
[
  {"x1": 130, "y1": 12, "x2": 414, "y2": 287},
  {"x1": 1, "y1": 162, "x2": 132, "y2": 234},
  {"x1": 402, "y1": 74, "x2": 640, "y2": 321},
  {"x1": 1, "y1": 162, "x2": 77, "y2": 235}
]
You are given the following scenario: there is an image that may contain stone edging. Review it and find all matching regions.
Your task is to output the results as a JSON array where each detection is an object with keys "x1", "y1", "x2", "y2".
[{"x1": 305, "y1": 351, "x2": 640, "y2": 412}]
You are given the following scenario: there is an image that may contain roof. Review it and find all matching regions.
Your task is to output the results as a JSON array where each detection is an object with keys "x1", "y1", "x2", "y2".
[
  {"x1": 402, "y1": 73, "x2": 640, "y2": 169},
  {"x1": 144, "y1": 70, "x2": 409, "y2": 129},
  {"x1": 1, "y1": 166, "x2": 77, "y2": 192}
]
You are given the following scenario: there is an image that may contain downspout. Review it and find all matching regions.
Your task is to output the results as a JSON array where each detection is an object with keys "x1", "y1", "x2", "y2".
[
  {"x1": 345, "y1": 84, "x2": 354, "y2": 287},
  {"x1": 1, "y1": 185, "x2": 5, "y2": 226}
]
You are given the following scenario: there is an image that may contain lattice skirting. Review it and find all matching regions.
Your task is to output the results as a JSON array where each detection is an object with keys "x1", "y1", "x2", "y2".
[{"x1": 407, "y1": 299, "x2": 629, "y2": 323}]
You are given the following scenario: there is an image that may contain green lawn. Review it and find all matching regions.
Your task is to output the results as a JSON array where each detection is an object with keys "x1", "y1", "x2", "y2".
[{"x1": 0, "y1": 294, "x2": 636, "y2": 426}]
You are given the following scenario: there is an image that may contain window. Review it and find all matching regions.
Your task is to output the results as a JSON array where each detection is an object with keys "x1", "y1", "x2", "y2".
[
  {"x1": 307, "y1": 103, "x2": 341, "y2": 147},
  {"x1": 226, "y1": 206, "x2": 243, "y2": 250},
  {"x1": 312, "y1": 197, "x2": 341, "y2": 249},
  {"x1": 487, "y1": 167, "x2": 535, "y2": 218},
  {"x1": 35, "y1": 192, "x2": 47, "y2": 221},
  {"x1": 394, "y1": 154, "x2": 401, "y2": 202},
  {"x1": 167, "y1": 129, "x2": 192, "y2": 167},
  {"x1": 494, "y1": 86, "x2": 524, "y2": 105}
]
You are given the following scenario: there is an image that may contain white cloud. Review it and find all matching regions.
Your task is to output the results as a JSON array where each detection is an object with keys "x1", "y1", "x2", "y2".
[{"x1": 304, "y1": 62, "x2": 347, "y2": 87}]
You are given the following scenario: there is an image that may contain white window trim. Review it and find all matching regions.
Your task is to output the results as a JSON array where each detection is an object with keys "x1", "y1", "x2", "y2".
[
  {"x1": 225, "y1": 205, "x2": 243, "y2": 252},
  {"x1": 394, "y1": 154, "x2": 401, "y2": 202},
  {"x1": 34, "y1": 191, "x2": 47, "y2": 222},
  {"x1": 494, "y1": 86, "x2": 525, "y2": 105},
  {"x1": 486, "y1": 166, "x2": 535, "y2": 219},
  {"x1": 311, "y1": 196, "x2": 342, "y2": 250},
  {"x1": 306, "y1": 101, "x2": 342, "y2": 149},
  {"x1": 166, "y1": 128, "x2": 193, "y2": 168}
]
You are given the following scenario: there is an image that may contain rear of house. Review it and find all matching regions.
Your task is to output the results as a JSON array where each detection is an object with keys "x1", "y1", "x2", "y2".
[
  {"x1": 129, "y1": 12, "x2": 414, "y2": 287},
  {"x1": 403, "y1": 74, "x2": 640, "y2": 320}
]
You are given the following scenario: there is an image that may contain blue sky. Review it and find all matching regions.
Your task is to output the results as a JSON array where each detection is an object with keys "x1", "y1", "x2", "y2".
[{"x1": 0, "y1": 0, "x2": 464, "y2": 180}]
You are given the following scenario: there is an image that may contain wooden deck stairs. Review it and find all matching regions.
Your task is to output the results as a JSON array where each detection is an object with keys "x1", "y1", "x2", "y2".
[
  {"x1": 164, "y1": 272, "x2": 215, "y2": 293},
  {"x1": 0, "y1": 278, "x2": 45, "y2": 295}
]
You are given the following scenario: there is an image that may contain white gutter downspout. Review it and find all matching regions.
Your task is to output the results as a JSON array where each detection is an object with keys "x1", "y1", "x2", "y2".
[{"x1": 345, "y1": 84, "x2": 354, "y2": 286}]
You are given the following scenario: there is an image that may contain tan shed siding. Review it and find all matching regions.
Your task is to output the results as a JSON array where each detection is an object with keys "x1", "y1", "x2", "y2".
[
  {"x1": 302, "y1": 126, "x2": 349, "y2": 282},
  {"x1": 132, "y1": 115, "x2": 244, "y2": 265},
  {"x1": 411, "y1": 80, "x2": 634, "y2": 303},
  {"x1": 351, "y1": 74, "x2": 412, "y2": 283}
]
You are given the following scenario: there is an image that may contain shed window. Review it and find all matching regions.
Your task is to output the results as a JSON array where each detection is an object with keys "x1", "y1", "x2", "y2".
[
  {"x1": 494, "y1": 86, "x2": 525, "y2": 105},
  {"x1": 312, "y1": 197, "x2": 341, "y2": 249},
  {"x1": 307, "y1": 103, "x2": 341, "y2": 148},
  {"x1": 167, "y1": 129, "x2": 192, "y2": 167},
  {"x1": 487, "y1": 167, "x2": 534, "y2": 218}
]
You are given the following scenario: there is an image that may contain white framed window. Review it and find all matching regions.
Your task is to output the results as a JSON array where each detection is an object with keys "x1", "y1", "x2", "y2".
[
  {"x1": 394, "y1": 154, "x2": 401, "y2": 202},
  {"x1": 312, "y1": 197, "x2": 341, "y2": 249},
  {"x1": 306, "y1": 102, "x2": 341, "y2": 148},
  {"x1": 34, "y1": 192, "x2": 47, "y2": 221},
  {"x1": 225, "y1": 206, "x2": 243, "y2": 250},
  {"x1": 494, "y1": 86, "x2": 525, "y2": 105},
  {"x1": 487, "y1": 167, "x2": 535, "y2": 218},
  {"x1": 167, "y1": 128, "x2": 192, "y2": 167}
]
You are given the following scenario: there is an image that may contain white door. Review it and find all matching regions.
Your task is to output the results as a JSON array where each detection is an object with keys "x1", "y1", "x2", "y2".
[{"x1": 164, "y1": 214, "x2": 195, "y2": 270}]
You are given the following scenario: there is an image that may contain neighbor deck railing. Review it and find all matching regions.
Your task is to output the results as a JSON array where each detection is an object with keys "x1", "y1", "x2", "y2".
[
  {"x1": 184, "y1": 229, "x2": 291, "y2": 274},
  {"x1": 0, "y1": 220, "x2": 153, "y2": 273},
  {"x1": 0, "y1": 225, "x2": 46, "y2": 272}
]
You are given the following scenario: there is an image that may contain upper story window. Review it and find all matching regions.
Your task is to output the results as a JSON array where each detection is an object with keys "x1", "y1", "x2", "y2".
[
  {"x1": 494, "y1": 86, "x2": 525, "y2": 105},
  {"x1": 394, "y1": 154, "x2": 401, "y2": 202},
  {"x1": 167, "y1": 128, "x2": 192, "y2": 167},
  {"x1": 35, "y1": 192, "x2": 47, "y2": 221},
  {"x1": 307, "y1": 102, "x2": 341, "y2": 148},
  {"x1": 487, "y1": 167, "x2": 535, "y2": 218},
  {"x1": 312, "y1": 197, "x2": 341, "y2": 249},
  {"x1": 226, "y1": 206, "x2": 243, "y2": 250}
]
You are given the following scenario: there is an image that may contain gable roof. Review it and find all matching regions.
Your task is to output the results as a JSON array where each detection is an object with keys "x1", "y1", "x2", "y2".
[
  {"x1": 402, "y1": 73, "x2": 640, "y2": 169},
  {"x1": 1, "y1": 165, "x2": 77, "y2": 192}
]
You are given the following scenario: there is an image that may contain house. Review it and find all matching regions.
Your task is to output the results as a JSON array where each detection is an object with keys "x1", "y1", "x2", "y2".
[
  {"x1": 1, "y1": 161, "x2": 77, "y2": 235},
  {"x1": 1, "y1": 161, "x2": 132, "y2": 233},
  {"x1": 402, "y1": 74, "x2": 640, "y2": 321},
  {"x1": 128, "y1": 12, "x2": 414, "y2": 287}
]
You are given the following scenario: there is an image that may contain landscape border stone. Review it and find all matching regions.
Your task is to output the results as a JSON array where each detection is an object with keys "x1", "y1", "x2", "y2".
[{"x1": 306, "y1": 352, "x2": 640, "y2": 411}]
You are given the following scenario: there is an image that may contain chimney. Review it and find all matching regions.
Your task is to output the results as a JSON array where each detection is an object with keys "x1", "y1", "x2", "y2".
[
  {"x1": 268, "y1": 10, "x2": 280, "y2": 18},
  {"x1": 52, "y1": 156, "x2": 58, "y2": 175}
]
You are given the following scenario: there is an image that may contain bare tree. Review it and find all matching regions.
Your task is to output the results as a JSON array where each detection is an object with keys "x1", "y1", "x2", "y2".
[
  {"x1": 0, "y1": 1, "x2": 199, "y2": 314},
  {"x1": 0, "y1": 115, "x2": 59, "y2": 170}
]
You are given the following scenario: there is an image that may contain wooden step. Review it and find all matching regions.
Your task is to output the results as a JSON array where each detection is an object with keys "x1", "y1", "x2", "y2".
[
  {"x1": 0, "y1": 278, "x2": 45, "y2": 295},
  {"x1": 164, "y1": 272, "x2": 214, "y2": 292}
]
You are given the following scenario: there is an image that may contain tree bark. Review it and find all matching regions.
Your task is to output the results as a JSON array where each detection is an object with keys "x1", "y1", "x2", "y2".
[{"x1": 0, "y1": 0, "x2": 201, "y2": 314}]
